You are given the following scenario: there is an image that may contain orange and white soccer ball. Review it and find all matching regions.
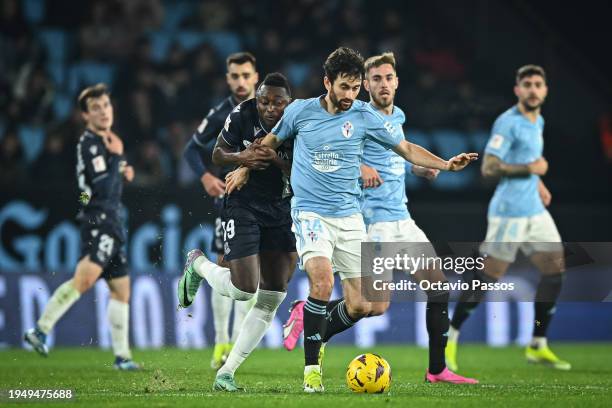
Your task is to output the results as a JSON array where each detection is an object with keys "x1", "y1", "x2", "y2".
[{"x1": 346, "y1": 353, "x2": 392, "y2": 393}]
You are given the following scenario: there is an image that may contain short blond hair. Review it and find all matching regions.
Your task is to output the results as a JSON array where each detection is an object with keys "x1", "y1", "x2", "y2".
[{"x1": 364, "y1": 52, "x2": 396, "y2": 75}]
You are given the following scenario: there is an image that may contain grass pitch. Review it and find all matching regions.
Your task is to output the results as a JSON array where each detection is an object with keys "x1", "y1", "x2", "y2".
[{"x1": 1, "y1": 344, "x2": 611, "y2": 407}]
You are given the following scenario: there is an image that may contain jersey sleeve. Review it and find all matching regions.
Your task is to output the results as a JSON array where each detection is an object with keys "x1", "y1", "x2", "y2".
[
  {"x1": 485, "y1": 116, "x2": 515, "y2": 159},
  {"x1": 364, "y1": 106, "x2": 403, "y2": 149},
  {"x1": 272, "y1": 100, "x2": 303, "y2": 141},
  {"x1": 219, "y1": 106, "x2": 244, "y2": 148}
]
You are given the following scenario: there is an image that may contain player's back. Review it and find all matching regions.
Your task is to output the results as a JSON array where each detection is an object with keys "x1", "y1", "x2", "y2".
[
  {"x1": 361, "y1": 105, "x2": 409, "y2": 225},
  {"x1": 275, "y1": 97, "x2": 401, "y2": 217},
  {"x1": 486, "y1": 106, "x2": 545, "y2": 217}
]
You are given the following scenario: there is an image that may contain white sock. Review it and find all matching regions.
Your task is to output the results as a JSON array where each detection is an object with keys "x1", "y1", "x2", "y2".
[
  {"x1": 231, "y1": 295, "x2": 256, "y2": 343},
  {"x1": 531, "y1": 336, "x2": 547, "y2": 349},
  {"x1": 448, "y1": 326, "x2": 460, "y2": 343},
  {"x1": 193, "y1": 257, "x2": 255, "y2": 301},
  {"x1": 37, "y1": 280, "x2": 81, "y2": 334},
  {"x1": 108, "y1": 298, "x2": 131, "y2": 359},
  {"x1": 211, "y1": 290, "x2": 232, "y2": 344},
  {"x1": 218, "y1": 290, "x2": 286, "y2": 376}
]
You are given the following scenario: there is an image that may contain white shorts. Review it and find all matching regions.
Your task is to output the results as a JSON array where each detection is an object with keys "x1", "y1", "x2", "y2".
[
  {"x1": 480, "y1": 210, "x2": 563, "y2": 263},
  {"x1": 366, "y1": 218, "x2": 438, "y2": 270},
  {"x1": 291, "y1": 210, "x2": 366, "y2": 280}
]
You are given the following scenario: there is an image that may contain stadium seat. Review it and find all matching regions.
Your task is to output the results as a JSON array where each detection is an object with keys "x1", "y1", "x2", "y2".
[
  {"x1": 405, "y1": 129, "x2": 432, "y2": 150},
  {"x1": 68, "y1": 62, "x2": 116, "y2": 95},
  {"x1": 162, "y1": 1, "x2": 193, "y2": 31},
  {"x1": 176, "y1": 31, "x2": 207, "y2": 51},
  {"x1": 286, "y1": 62, "x2": 310, "y2": 88},
  {"x1": 431, "y1": 129, "x2": 474, "y2": 189},
  {"x1": 46, "y1": 61, "x2": 66, "y2": 87},
  {"x1": 38, "y1": 29, "x2": 68, "y2": 63},
  {"x1": 468, "y1": 129, "x2": 489, "y2": 154},
  {"x1": 203, "y1": 32, "x2": 242, "y2": 59},
  {"x1": 52, "y1": 93, "x2": 73, "y2": 121},
  {"x1": 23, "y1": 0, "x2": 45, "y2": 25},
  {"x1": 17, "y1": 125, "x2": 45, "y2": 163},
  {"x1": 149, "y1": 31, "x2": 172, "y2": 62}
]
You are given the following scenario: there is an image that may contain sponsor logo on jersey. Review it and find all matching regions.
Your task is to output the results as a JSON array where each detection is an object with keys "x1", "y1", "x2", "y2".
[
  {"x1": 92, "y1": 155, "x2": 107, "y2": 173},
  {"x1": 312, "y1": 145, "x2": 343, "y2": 172}
]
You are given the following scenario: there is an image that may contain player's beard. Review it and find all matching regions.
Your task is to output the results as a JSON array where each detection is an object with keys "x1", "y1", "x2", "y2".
[
  {"x1": 372, "y1": 92, "x2": 393, "y2": 110},
  {"x1": 521, "y1": 96, "x2": 543, "y2": 112},
  {"x1": 330, "y1": 89, "x2": 353, "y2": 111}
]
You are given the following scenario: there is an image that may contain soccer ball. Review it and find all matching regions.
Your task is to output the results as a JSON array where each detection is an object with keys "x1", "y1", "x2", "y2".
[{"x1": 346, "y1": 353, "x2": 391, "y2": 393}]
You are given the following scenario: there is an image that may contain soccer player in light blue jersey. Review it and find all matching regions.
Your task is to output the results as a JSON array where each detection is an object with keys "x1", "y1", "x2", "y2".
[
  {"x1": 446, "y1": 65, "x2": 570, "y2": 371},
  {"x1": 357, "y1": 52, "x2": 478, "y2": 384},
  {"x1": 225, "y1": 47, "x2": 478, "y2": 392}
]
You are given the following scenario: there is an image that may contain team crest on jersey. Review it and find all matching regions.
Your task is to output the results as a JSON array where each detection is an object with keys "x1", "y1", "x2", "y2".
[
  {"x1": 341, "y1": 121, "x2": 354, "y2": 138},
  {"x1": 89, "y1": 145, "x2": 98, "y2": 155}
]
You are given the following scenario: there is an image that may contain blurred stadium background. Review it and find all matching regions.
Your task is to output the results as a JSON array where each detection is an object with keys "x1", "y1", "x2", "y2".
[{"x1": 1, "y1": 0, "x2": 611, "y2": 350}]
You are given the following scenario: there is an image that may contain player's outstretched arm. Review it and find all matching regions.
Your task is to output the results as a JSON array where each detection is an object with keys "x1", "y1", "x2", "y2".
[
  {"x1": 481, "y1": 154, "x2": 548, "y2": 178},
  {"x1": 411, "y1": 165, "x2": 439, "y2": 180},
  {"x1": 393, "y1": 140, "x2": 478, "y2": 171}
]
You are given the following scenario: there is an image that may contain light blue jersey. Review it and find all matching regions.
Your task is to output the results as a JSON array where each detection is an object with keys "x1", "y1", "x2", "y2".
[
  {"x1": 361, "y1": 105, "x2": 410, "y2": 225},
  {"x1": 272, "y1": 97, "x2": 403, "y2": 217},
  {"x1": 485, "y1": 106, "x2": 545, "y2": 217}
]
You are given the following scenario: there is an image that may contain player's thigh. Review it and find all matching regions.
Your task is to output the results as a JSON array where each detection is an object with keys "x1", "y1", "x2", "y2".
[
  {"x1": 259, "y1": 250, "x2": 298, "y2": 292},
  {"x1": 73, "y1": 256, "x2": 104, "y2": 293},
  {"x1": 291, "y1": 210, "x2": 335, "y2": 271},
  {"x1": 524, "y1": 211, "x2": 564, "y2": 275},
  {"x1": 228, "y1": 254, "x2": 260, "y2": 293},
  {"x1": 480, "y1": 216, "x2": 528, "y2": 264},
  {"x1": 333, "y1": 213, "x2": 366, "y2": 281},
  {"x1": 107, "y1": 275, "x2": 130, "y2": 302},
  {"x1": 222, "y1": 202, "x2": 261, "y2": 262}
]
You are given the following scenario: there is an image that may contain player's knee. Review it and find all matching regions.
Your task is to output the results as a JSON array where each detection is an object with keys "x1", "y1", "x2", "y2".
[
  {"x1": 229, "y1": 280, "x2": 256, "y2": 301},
  {"x1": 426, "y1": 288, "x2": 450, "y2": 304},
  {"x1": 310, "y1": 279, "x2": 333, "y2": 299},
  {"x1": 345, "y1": 300, "x2": 371, "y2": 319},
  {"x1": 369, "y1": 301, "x2": 389, "y2": 316}
]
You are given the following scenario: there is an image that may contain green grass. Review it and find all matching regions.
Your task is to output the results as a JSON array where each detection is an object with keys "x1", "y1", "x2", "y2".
[{"x1": 1, "y1": 344, "x2": 611, "y2": 407}]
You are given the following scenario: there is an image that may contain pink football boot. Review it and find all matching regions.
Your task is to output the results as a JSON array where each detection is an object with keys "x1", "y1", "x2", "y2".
[
  {"x1": 282, "y1": 300, "x2": 305, "y2": 351},
  {"x1": 426, "y1": 368, "x2": 479, "y2": 384}
]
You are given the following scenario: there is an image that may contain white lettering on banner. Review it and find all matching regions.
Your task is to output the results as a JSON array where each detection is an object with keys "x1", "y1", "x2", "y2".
[
  {"x1": 486, "y1": 276, "x2": 535, "y2": 346},
  {"x1": 355, "y1": 314, "x2": 389, "y2": 348},
  {"x1": 132, "y1": 276, "x2": 164, "y2": 348},
  {"x1": 0, "y1": 277, "x2": 6, "y2": 348},
  {"x1": 19, "y1": 276, "x2": 54, "y2": 349},
  {"x1": 173, "y1": 277, "x2": 207, "y2": 349},
  {"x1": 45, "y1": 222, "x2": 79, "y2": 272},
  {"x1": 95, "y1": 281, "x2": 111, "y2": 349},
  {"x1": 162, "y1": 206, "x2": 181, "y2": 272},
  {"x1": 415, "y1": 301, "x2": 428, "y2": 348},
  {"x1": 0, "y1": 201, "x2": 47, "y2": 270},
  {"x1": 263, "y1": 318, "x2": 283, "y2": 348}
]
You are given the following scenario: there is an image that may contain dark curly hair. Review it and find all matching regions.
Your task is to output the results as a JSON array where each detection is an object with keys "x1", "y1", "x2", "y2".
[
  {"x1": 323, "y1": 47, "x2": 365, "y2": 84},
  {"x1": 258, "y1": 72, "x2": 291, "y2": 96}
]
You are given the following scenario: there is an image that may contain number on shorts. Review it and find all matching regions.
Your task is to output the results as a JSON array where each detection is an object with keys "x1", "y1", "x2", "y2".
[{"x1": 222, "y1": 219, "x2": 235, "y2": 241}]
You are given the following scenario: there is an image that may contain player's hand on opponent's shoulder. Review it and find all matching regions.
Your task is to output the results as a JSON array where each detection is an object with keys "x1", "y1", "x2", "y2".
[
  {"x1": 225, "y1": 167, "x2": 250, "y2": 194},
  {"x1": 360, "y1": 164, "x2": 383, "y2": 188},
  {"x1": 201, "y1": 171, "x2": 226, "y2": 197},
  {"x1": 412, "y1": 165, "x2": 439, "y2": 180},
  {"x1": 528, "y1": 157, "x2": 548, "y2": 176},
  {"x1": 102, "y1": 130, "x2": 124, "y2": 155},
  {"x1": 238, "y1": 143, "x2": 276, "y2": 170},
  {"x1": 446, "y1": 153, "x2": 479, "y2": 171}
]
